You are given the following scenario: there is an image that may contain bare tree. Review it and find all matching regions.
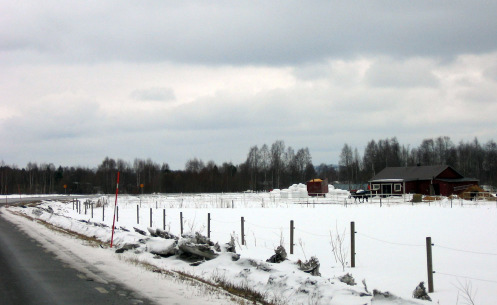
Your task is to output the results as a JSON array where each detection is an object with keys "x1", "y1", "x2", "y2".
[
  {"x1": 454, "y1": 279, "x2": 477, "y2": 305},
  {"x1": 270, "y1": 140, "x2": 285, "y2": 189},
  {"x1": 339, "y1": 143, "x2": 353, "y2": 188},
  {"x1": 330, "y1": 224, "x2": 348, "y2": 271},
  {"x1": 246, "y1": 145, "x2": 260, "y2": 190},
  {"x1": 185, "y1": 158, "x2": 205, "y2": 173},
  {"x1": 259, "y1": 144, "x2": 271, "y2": 190},
  {"x1": 295, "y1": 148, "x2": 312, "y2": 182}
]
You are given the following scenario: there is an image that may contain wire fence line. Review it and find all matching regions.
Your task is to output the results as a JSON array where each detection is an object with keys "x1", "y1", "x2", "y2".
[
  {"x1": 75, "y1": 198, "x2": 497, "y2": 255},
  {"x1": 96, "y1": 192, "x2": 497, "y2": 211},
  {"x1": 74, "y1": 197, "x2": 497, "y2": 290},
  {"x1": 80, "y1": 200, "x2": 497, "y2": 259}
]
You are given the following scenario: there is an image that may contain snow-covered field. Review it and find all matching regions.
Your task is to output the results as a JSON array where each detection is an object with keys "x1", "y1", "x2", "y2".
[{"x1": 4, "y1": 188, "x2": 497, "y2": 305}]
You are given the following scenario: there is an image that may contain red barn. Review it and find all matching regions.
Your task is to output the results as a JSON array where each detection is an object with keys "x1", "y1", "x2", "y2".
[{"x1": 369, "y1": 165, "x2": 478, "y2": 196}]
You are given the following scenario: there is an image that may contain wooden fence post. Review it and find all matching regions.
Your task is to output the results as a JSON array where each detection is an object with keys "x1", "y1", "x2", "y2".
[
  {"x1": 102, "y1": 203, "x2": 104, "y2": 221},
  {"x1": 163, "y1": 209, "x2": 166, "y2": 231},
  {"x1": 351, "y1": 221, "x2": 356, "y2": 268},
  {"x1": 150, "y1": 208, "x2": 153, "y2": 227},
  {"x1": 426, "y1": 237, "x2": 434, "y2": 293},
  {"x1": 91, "y1": 203, "x2": 93, "y2": 218},
  {"x1": 290, "y1": 220, "x2": 294, "y2": 254},
  {"x1": 241, "y1": 217, "x2": 245, "y2": 245},
  {"x1": 208, "y1": 213, "x2": 211, "y2": 239},
  {"x1": 180, "y1": 212, "x2": 183, "y2": 235},
  {"x1": 137, "y1": 205, "x2": 139, "y2": 224}
]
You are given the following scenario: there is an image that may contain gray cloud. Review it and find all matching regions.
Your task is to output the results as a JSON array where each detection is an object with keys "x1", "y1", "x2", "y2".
[
  {"x1": 2, "y1": 1, "x2": 497, "y2": 66},
  {"x1": 483, "y1": 64, "x2": 497, "y2": 81},
  {"x1": 365, "y1": 58, "x2": 439, "y2": 88},
  {"x1": 130, "y1": 87, "x2": 175, "y2": 102},
  {"x1": 1, "y1": 96, "x2": 100, "y2": 141}
]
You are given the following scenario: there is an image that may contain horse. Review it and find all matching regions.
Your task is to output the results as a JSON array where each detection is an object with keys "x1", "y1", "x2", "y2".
[{"x1": 350, "y1": 190, "x2": 372, "y2": 203}]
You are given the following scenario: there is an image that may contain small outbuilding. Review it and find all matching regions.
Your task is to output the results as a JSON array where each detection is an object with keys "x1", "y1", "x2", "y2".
[
  {"x1": 369, "y1": 165, "x2": 479, "y2": 196},
  {"x1": 307, "y1": 178, "x2": 329, "y2": 196}
]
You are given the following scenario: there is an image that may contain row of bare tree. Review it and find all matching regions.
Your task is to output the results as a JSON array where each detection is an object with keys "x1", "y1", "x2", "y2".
[
  {"x1": 0, "y1": 141, "x2": 315, "y2": 195},
  {"x1": 1, "y1": 137, "x2": 496, "y2": 195}
]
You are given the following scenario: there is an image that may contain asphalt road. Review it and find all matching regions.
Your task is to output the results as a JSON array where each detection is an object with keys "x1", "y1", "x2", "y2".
[
  {"x1": 0, "y1": 212, "x2": 155, "y2": 305},
  {"x1": 0, "y1": 195, "x2": 92, "y2": 207}
]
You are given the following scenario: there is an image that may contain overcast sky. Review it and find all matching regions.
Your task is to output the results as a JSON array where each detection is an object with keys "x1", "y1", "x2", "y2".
[{"x1": 2, "y1": 1, "x2": 497, "y2": 170}]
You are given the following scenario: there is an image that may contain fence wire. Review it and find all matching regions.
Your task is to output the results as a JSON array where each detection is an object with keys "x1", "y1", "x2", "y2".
[
  {"x1": 435, "y1": 244, "x2": 497, "y2": 256},
  {"x1": 357, "y1": 232, "x2": 424, "y2": 247},
  {"x1": 246, "y1": 221, "x2": 283, "y2": 231},
  {"x1": 211, "y1": 218, "x2": 238, "y2": 224},
  {"x1": 295, "y1": 228, "x2": 330, "y2": 238},
  {"x1": 436, "y1": 272, "x2": 497, "y2": 284}
]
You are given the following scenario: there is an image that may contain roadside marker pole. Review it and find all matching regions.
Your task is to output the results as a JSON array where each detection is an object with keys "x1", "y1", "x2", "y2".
[{"x1": 110, "y1": 172, "x2": 120, "y2": 248}]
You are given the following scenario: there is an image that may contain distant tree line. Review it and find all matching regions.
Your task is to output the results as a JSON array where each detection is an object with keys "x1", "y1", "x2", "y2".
[
  {"x1": 1, "y1": 137, "x2": 496, "y2": 195},
  {"x1": 0, "y1": 141, "x2": 316, "y2": 195},
  {"x1": 336, "y1": 136, "x2": 497, "y2": 187}
]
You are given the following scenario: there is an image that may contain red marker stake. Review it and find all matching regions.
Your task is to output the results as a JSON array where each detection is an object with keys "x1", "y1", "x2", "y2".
[{"x1": 110, "y1": 171, "x2": 120, "y2": 248}]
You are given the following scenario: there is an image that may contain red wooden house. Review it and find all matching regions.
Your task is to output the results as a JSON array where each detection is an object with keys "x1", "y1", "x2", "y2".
[{"x1": 369, "y1": 165, "x2": 478, "y2": 196}]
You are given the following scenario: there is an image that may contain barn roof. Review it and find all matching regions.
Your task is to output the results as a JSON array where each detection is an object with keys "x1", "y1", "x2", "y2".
[{"x1": 369, "y1": 165, "x2": 464, "y2": 182}]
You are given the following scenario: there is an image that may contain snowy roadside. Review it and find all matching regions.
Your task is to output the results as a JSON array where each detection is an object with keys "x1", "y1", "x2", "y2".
[
  {"x1": 1, "y1": 201, "x2": 427, "y2": 305},
  {"x1": 0, "y1": 207, "x2": 247, "y2": 305}
]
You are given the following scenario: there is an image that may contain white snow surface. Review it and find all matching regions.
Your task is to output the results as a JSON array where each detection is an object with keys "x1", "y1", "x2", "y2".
[{"x1": 3, "y1": 191, "x2": 497, "y2": 305}]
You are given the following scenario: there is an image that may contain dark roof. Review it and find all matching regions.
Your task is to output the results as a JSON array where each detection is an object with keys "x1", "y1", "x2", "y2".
[
  {"x1": 369, "y1": 165, "x2": 463, "y2": 182},
  {"x1": 437, "y1": 178, "x2": 479, "y2": 183}
]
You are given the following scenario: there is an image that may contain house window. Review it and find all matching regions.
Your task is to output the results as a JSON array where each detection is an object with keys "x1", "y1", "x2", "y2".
[
  {"x1": 394, "y1": 183, "x2": 402, "y2": 192},
  {"x1": 372, "y1": 184, "x2": 380, "y2": 190}
]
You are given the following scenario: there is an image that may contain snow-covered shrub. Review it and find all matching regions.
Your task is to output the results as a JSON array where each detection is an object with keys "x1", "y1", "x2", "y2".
[
  {"x1": 298, "y1": 256, "x2": 321, "y2": 276},
  {"x1": 266, "y1": 245, "x2": 287, "y2": 263},
  {"x1": 412, "y1": 282, "x2": 432, "y2": 301},
  {"x1": 338, "y1": 273, "x2": 356, "y2": 286}
]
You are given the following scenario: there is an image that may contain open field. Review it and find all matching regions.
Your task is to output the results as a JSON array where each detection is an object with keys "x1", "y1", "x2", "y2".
[{"x1": 7, "y1": 192, "x2": 497, "y2": 305}]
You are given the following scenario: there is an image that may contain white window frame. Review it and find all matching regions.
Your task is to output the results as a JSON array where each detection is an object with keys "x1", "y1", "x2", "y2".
[
  {"x1": 394, "y1": 183, "x2": 402, "y2": 192},
  {"x1": 372, "y1": 184, "x2": 380, "y2": 191}
]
